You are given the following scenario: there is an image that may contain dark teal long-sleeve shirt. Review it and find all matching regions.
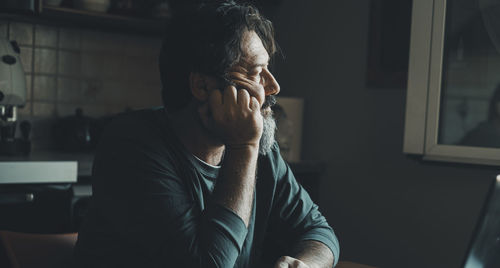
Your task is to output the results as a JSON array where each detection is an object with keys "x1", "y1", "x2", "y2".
[{"x1": 74, "y1": 108, "x2": 339, "y2": 267}]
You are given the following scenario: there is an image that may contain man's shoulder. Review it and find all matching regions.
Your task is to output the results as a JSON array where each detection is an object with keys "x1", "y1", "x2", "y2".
[
  {"x1": 258, "y1": 142, "x2": 288, "y2": 179},
  {"x1": 263, "y1": 142, "x2": 282, "y2": 162},
  {"x1": 102, "y1": 107, "x2": 167, "y2": 141},
  {"x1": 95, "y1": 107, "x2": 178, "y2": 159},
  {"x1": 93, "y1": 107, "x2": 183, "y2": 179}
]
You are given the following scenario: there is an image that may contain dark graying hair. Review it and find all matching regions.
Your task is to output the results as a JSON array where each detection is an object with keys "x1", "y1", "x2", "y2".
[{"x1": 159, "y1": 1, "x2": 277, "y2": 112}]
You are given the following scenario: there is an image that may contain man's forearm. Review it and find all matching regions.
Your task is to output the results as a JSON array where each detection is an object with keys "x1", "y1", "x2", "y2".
[
  {"x1": 292, "y1": 240, "x2": 334, "y2": 268},
  {"x1": 212, "y1": 145, "x2": 259, "y2": 226}
]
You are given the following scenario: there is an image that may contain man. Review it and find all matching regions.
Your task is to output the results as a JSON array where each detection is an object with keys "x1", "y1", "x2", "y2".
[{"x1": 74, "y1": 1, "x2": 339, "y2": 267}]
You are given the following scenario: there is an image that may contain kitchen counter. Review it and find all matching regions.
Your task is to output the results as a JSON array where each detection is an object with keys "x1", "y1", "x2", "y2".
[
  {"x1": 0, "y1": 151, "x2": 326, "y2": 232},
  {"x1": 0, "y1": 151, "x2": 324, "y2": 179},
  {"x1": 0, "y1": 151, "x2": 94, "y2": 184},
  {"x1": 0, "y1": 151, "x2": 324, "y2": 191}
]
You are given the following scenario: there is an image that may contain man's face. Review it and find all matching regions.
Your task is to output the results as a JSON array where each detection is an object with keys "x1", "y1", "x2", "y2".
[
  {"x1": 211, "y1": 31, "x2": 280, "y2": 154},
  {"x1": 229, "y1": 31, "x2": 280, "y2": 154},
  {"x1": 228, "y1": 31, "x2": 280, "y2": 106}
]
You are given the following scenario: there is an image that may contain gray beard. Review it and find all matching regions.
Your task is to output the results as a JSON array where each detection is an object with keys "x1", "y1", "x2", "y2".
[{"x1": 259, "y1": 111, "x2": 276, "y2": 155}]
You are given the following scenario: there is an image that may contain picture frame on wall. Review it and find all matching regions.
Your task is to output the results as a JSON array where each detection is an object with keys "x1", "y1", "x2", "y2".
[{"x1": 273, "y1": 97, "x2": 304, "y2": 163}]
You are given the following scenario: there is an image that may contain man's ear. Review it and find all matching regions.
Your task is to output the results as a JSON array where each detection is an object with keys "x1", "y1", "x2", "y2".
[{"x1": 189, "y1": 72, "x2": 209, "y2": 101}]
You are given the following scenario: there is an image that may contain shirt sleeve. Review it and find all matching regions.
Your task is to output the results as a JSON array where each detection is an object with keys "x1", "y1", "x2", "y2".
[
  {"x1": 268, "y1": 143, "x2": 340, "y2": 267},
  {"x1": 91, "y1": 135, "x2": 248, "y2": 267}
]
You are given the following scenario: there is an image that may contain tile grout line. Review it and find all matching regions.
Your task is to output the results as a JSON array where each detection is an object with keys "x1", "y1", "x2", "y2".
[
  {"x1": 6, "y1": 19, "x2": 10, "y2": 40},
  {"x1": 55, "y1": 26, "x2": 60, "y2": 117},
  {"x1": 29, "y1": 22, "x2": 35, "y2": 117}
]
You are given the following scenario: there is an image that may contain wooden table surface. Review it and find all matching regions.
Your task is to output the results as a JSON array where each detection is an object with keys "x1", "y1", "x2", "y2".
[{"x1": 337, "y1": 261, "x2": 377, "y2": 268}]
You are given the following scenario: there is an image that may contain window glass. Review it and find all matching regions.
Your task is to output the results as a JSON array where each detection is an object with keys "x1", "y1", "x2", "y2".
[{"x1": 439, "y1": 0, "x2": 500, "y2": 148}]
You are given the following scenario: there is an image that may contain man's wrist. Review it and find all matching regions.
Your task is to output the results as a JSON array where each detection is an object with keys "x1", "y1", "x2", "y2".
[
  {"x1": 291, "y1": 240, "x2": 334, "y2": 268},
  {"x1": 225, "y1": 143, "x2": 260, "y2": 152}
]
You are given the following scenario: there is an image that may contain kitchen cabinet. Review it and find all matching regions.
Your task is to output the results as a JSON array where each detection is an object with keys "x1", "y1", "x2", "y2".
[
  {"x1": 0, "y1": 0, "x2": 283, "y2": 36},
  {"x1": 0, "y1": 184, "x2": 73, "y2": 233},
  {"x1": 38, "y1": 5, "x2": 166, "y2": 35},
  {"x1": 0, "y1": 154, "x2": 78, "y2": 233},
  {"x1": 0, "y1": 2, "x2": 167, "y2": 35}
]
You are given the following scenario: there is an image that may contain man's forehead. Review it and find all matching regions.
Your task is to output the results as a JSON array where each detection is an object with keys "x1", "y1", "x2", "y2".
[{"x1": 240, "y1": 31, "x2": 269, "y2": 67}]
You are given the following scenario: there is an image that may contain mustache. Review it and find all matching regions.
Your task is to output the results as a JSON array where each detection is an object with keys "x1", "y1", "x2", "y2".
[{"x1": 262, "y1": 95, "x2": 277, "y2": 109}]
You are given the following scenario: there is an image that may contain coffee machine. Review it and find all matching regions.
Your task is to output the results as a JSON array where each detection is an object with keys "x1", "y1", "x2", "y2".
[{"x1": 0, "y1": 38, "x2": 30, "y2": 155}]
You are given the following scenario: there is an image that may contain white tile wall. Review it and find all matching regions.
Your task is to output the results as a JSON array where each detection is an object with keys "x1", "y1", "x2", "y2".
[
  {"x1": 34, "y1": 48, "x2": 58, "y2": 74},
  {"x1": 0, "y1": 21, "x2": 7, "y2": 38},
  {"x1": 33, "y1": 75, "x2": 57, "y2": 101},
  {"x1": 58, "y1": 50, "x2": 81, "y2": 76},
  {"x1": 59, "y1": 28, "x2": 81, "y2": 50},
  {"x1": 33, "y1": 101, "x2": 56, "y2": 117},
  {"x1": 34, "y1": 25, "x2": 58, "y2": 47},
  {"x1": 57, "y1": 77, "x2": 83, "y2": 103},
  {"x1": 9, "y1": 22, "x2": 33, "y2": 45},
  {"x1": 19, "y1": 46, "x2": 33, "y2": 73},
  {"x1": 24, "y1": 74, "x2": 32, "y2": 101},
  {"x1": 4, "y1": 20, "x2": 163, "y2": 149}
]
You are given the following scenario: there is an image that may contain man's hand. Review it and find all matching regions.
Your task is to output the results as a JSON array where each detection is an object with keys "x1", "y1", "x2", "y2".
[
  {"x1": 228, "y1": 66, "x2": 266, "y2": 105},
  {"x1": 274, "y1": 256, "x2": 311, "y2": 268},
  {"x1": 198, "y1": 82, "x2": 264, "y2": 226},
  {"x1": 214, "y1": 86, "x2": 262, "y2": 146},
  {"x1": 196, "y1": 64, "x2": 267, "y2": 226},
  {"x1": 286, "y1": 240, "x2": 334, "y2": 268},
  {"x1": 198, "y1": 85, "x2": 262, "y2": 148}
]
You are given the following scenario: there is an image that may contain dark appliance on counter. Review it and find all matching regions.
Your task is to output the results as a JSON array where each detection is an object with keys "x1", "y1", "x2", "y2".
[
  {"x1": 52, "y1": 108, "x2": 111, "y2": 152},
  {"x1": 0, "y1": 183, "x2": 91, "y2": 233},
  {"x1": 53, "y1": 108, "x2": 94, "y2": 152},
  {"x1": 0, "y1": 115, "x2": 31, "y2": 156},
  {"x1": 0, "y1": 38, "x2": 31, "y2": 156}
]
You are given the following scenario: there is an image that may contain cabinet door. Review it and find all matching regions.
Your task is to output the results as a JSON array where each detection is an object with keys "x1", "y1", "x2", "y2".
[{"x1": 0, "y1": 185, "x2": 72, "y2": 233}]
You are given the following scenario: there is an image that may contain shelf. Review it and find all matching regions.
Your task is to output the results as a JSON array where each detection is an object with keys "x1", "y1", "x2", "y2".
[
  {"x1": 40, "y1": 6, "x2": 167, "y2": 35},
  {"x1": 0, "y1": 161, "x2": 77, "y2": 184},
  {"x1": 0, "y1": 150, "x2": 94, "y2": 178},
  {"x1": 0, "y1": 5, "x2": 168, "y2": 36}
]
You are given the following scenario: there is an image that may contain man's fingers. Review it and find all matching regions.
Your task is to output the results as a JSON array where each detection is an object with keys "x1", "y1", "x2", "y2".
[
  {"x1": 274, "y1": 260, "x2": 289, "y2": 268},
  {"x1": 274, "y1": 256, "x2": 293, "y2": 268},
  {"x1": 234, "y1": 82, "x2": 264, "y2": 106},
  {"x1": 223, "y1": 85, "x2": 238, "y2": 106},
  {"x1": 228, "y1": 72, "x2": 265, "y2": 105},
  {"x1": 249, "y1": 96, "x2": 260, "y2": 111},
  {"x1": 237, "y1": 89, "x2": 251, "y2": 108},
  {"x1": 274, "y1": 256, "x2": 309, "y2": 268}
]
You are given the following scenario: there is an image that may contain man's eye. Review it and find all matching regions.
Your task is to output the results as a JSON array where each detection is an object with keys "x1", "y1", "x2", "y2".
[{"x1": 249, "y1": 73, "x2": 260, "y2": 80}]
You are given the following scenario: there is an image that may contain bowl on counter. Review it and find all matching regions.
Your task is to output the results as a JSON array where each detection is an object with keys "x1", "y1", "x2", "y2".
[{"x1": 74, "y1": 0, "x2": 111, "y2": 13}]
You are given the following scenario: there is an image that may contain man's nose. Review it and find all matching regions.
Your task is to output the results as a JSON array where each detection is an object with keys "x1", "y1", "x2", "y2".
[{"x1": 264, "y1": 69, "x2": 280, "y2": 96}]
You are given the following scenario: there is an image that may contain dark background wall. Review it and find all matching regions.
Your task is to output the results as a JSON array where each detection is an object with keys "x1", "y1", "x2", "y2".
[{"x1": 271, "y1": 1, "x2": 498, "y2": 267}]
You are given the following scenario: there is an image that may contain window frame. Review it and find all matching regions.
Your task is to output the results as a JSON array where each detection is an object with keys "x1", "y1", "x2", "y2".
[{"x1": 403, "y1": 0, "x2": 500, "y2": 166}]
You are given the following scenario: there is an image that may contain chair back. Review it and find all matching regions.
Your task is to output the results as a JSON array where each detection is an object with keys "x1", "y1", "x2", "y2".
[{"x1": 0, "y1": 231, "x2": 78, "y2": 268}]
